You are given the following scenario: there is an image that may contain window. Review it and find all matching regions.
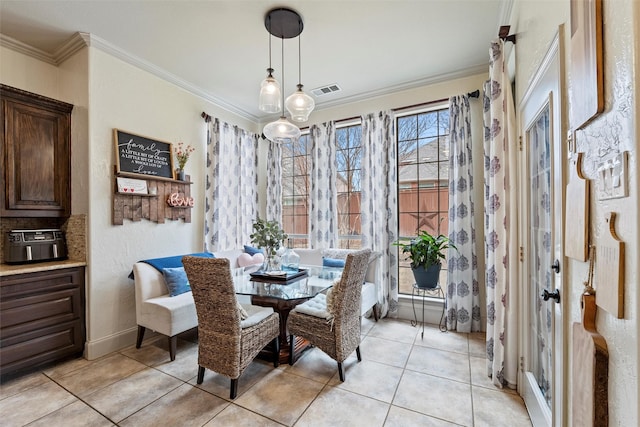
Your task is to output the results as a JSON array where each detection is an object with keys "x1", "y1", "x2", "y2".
[
  {"x1": 396, "y1": 106, "x2": 450, "y2": 296},
  {"x1": 281, "y1": 124, "x2": 363, "y2": 249},
  {"x1": 281, "y1": 133, "x2": 310, "y2": 248},
  {"x1": 336, "y1": 124, "x2": 362, "y2": 249}
]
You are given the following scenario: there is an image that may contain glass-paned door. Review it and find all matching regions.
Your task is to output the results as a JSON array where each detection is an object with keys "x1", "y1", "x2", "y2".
[
  {"x1": 519, "y1": 29, "x2": 565, "y2": 427},
  {"x1": 528, "y1": 105, "x2": 553, "y2": 408}
]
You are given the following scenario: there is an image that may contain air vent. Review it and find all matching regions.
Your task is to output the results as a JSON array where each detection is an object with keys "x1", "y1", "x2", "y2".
[{"x1": 311, "y1": 83, "x2": 342, "y2": 97}]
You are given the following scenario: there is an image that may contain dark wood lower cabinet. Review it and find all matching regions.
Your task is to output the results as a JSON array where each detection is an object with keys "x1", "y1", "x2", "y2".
[{"x1": 0, "y1": 267, "x2": 85, "y2": 379}]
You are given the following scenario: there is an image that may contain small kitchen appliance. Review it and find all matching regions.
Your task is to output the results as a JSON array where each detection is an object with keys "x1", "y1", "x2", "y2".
[{"x1": 4, "y1": 229, "x2": 67, "y2": 264}]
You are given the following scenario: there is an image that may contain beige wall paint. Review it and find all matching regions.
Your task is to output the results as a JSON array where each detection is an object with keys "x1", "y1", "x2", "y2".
[
  {"x1": 0, "y1": 45, "x2": 255, "y2": 358},
  {"x1": 514, "y1": 0, "x2": 638, "y2": 425},
  {"x1": 0, "y1": 46, "x2": 60, "y2": 99},
  {"x1": 84, "y1": 48, "x2": 256, "y2": 357}
]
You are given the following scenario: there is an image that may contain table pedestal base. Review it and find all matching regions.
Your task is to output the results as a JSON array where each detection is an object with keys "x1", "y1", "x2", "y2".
[{"x1": 251, "y1": 295, "x2": 314, "y2": 363}]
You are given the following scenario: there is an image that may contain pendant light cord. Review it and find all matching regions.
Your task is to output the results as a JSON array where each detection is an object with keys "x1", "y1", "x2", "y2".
[
  {"x1": 298, "y1": 32, "x2": 302, "y2": 85},
  {"x1": 268, "y1": 22, "x2": 272, "y2": 70},
  {"x1": 281, "y1": 36, "x2": 285, "y2": 116}
]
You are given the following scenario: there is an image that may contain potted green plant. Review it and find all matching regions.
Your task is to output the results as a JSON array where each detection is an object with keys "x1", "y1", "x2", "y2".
[
  {"x1": 250, "y1": 218, "x2": 288, "y2": 271},
  {"x1": 394, "y1": 230, "x2": 457, "y2": 289}
]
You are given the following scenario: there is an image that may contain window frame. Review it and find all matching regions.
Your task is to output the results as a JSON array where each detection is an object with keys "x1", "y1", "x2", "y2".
[{"x1": 395, "y1": 102, "x2": 450, "y2": 297}]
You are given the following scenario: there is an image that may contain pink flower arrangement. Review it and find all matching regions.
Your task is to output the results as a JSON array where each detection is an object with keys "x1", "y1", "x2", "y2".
[{"x1": 175, "y1": 142, "x2": 195, "y2": 170}]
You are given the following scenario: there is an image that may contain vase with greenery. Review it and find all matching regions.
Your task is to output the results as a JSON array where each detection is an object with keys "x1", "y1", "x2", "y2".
[
  {"x1": 250, "y1": 218, "x2": 288, "y2": 271},
  {"x1": 394, "y1": 230, "x2": 457, "y2": 289}
]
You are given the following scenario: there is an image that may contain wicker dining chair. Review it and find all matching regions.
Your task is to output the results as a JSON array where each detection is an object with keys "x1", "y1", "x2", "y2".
[
  {"x1": 287, "y1": 248, "x2": 371, "y2": 381},
  {"x1": 182, "y1": 256, "x2": 280, "y2": 399}
]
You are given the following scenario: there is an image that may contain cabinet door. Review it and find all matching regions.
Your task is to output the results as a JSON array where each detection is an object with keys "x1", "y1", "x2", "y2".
[
  {"x1": 1, "y1": 85, "x2": 73, "y2": 217},
  {"x1": 0, "y1": 267, "x2": 85, "y2": 377}
]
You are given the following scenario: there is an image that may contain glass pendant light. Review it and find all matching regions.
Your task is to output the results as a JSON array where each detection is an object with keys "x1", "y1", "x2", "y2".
[
  {"x1": 259, "y1": 68, "x2": 281, "y2": 113},
  {"x1": 285, "y1": 35, "x2": 315, "y2": 122},
  {"x1": 286, "y1": 84, "x2": 315, "y2": 122},
  {"x1": 258, "y1": 26, "x2": 281, "y2": 113},
  {"x1": 263, "y1": 36, "x2": 300, "y2": 143},
  {"x1": 263, "y1": 116, "x2": 301, "y2": 142}
]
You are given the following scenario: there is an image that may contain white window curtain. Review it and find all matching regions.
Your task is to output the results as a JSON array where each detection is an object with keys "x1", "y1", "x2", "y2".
[
  {"x1": 446, "y1": 94, "x2": 481, "y2": 332},
  {"x1": 265, "y1": 140, "x2": 282, "y2": 223},
  {"x1": 308, "y1": 122, "x2": 338, "y2": 249},
  {"x1": 361, "y1": 111, "x2": 398, "y2": 318},
  {"x1": 204, "y1": 118, "x2": 259, "y2": 252},
  {"x1": 483, "y1": 39, "x2": 519, "y2": 389}
]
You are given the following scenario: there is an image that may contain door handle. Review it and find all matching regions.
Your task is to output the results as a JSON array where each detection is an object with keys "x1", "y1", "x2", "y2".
[
  {"x1": 541, "y1": 288, "x2": 561, "y2": 304},
  {"x1": 551, "y1": 259, "x2": 560, "y2": 273}
]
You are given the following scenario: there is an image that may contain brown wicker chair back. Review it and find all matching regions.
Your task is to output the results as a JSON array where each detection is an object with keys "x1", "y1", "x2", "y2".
[
  {"x1": 182, "y1": 256, "x2": 280, "y2": 399},
  {"x1": 287, "y1": 248, "x2": 371, "y2": 381}
]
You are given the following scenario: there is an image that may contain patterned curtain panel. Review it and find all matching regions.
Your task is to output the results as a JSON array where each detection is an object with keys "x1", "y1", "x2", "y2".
[
  {"x1": 265, "y1": 140, "x2": 282, "y2": 223},
  {"x1": 361, "y1": 111, "x2": 398, "y2": 318},
  {"x1": 309, "y1": 122, "x2": 338, "y2": 249},
  {"x1": 483, "y1": 39, "x2": 519, "y2": 389},
  {"x1": 446, "y1": 95, "x2": 480, "y2": 333},
  {"x1": 204, "y1": 118, "x2": 259, "y2": 252}
]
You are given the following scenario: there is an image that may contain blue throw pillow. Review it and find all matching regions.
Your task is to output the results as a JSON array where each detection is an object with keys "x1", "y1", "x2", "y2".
[
  {"x1": 162, "y1": 267, "x2": 191, "y2": 297},
  {"x1": 323, "y1": 257, "x2": 345, "y2": 268},
  {"x1": 244, "y1": 245, "x2": 264, "y2": 255},
  {"x1": 321, "y1": 257, "x2": 345, "y2": 279}
]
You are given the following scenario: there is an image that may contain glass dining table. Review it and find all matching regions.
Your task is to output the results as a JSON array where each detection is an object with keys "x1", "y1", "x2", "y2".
[{"x1": 232, "y1": 265, "x2": 340, "y2": 363}]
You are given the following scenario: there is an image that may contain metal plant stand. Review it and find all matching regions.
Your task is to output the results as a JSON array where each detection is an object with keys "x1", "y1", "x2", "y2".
[{"x1": 411, "y1": 283, "x2": 446, "y2": 339}]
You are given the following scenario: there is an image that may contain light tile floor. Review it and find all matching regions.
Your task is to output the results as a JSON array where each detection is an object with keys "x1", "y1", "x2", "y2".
[{"x1": 0, "y1": 318, "x2": 532, "y2": 426}]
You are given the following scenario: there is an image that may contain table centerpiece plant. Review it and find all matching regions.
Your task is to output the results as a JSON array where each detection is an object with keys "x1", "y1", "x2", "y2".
[
  {"x1": 394, "y1": 230, "x2": 457, "y2": 289},
  {"x1": 250, "y1": 218, "x2": 288, "y2": 271}
]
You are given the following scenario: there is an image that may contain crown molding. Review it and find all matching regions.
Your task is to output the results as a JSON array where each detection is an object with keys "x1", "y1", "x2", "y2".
[
  {"x1": 313, "y1": 63, "x2": 489, "y2": 113},
  {"x1": 2, "y1": 30, "x2": 489, "y2": 125},
  {"x1": 0, "y1": 32, "x2": 89, "y2": 65},
  {"x1": 0, "y1": 34, "x2": 57, "y2": 65},
  {"x1": 84, "y1": 33, "x2": 258, "y2": 122},
  {"x1": 54, "y1": 32, "x2": 91, "y2": 63},
  {"x1": 1, "y1": 31, "x2": 258, "y2": 123}
]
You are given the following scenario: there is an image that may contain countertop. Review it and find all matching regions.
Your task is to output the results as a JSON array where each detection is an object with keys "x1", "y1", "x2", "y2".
[{"x1": 0, "y1": 259, "x2": 87, "y2": 277}]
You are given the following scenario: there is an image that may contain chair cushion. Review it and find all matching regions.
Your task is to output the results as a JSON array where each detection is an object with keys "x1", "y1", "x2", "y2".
[
  {"x1": 325, "y1": 288, "x2": 335, "y2": 313},
  {"x1": 237, "y1": 302, "x2": 249, "y2": 320},
  {"x1": 240, "y1": 305, "x2": 275, "y2": 328},
  {"x1": 293, "y1": 294, "x2": 332, "y2": 319},
  {"x1": 162, "y1": 267, "x2": 191, "y2": 297}
]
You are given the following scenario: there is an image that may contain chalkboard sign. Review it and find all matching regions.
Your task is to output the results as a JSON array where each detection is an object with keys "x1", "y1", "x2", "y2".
[{"x1": 114, "y1": 129, "x2": 175, "y2": 178}]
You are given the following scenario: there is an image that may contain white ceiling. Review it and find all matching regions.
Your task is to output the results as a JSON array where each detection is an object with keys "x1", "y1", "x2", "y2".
[{"x1": 0, "y1": 0, "x2": 513, "y2": 122}]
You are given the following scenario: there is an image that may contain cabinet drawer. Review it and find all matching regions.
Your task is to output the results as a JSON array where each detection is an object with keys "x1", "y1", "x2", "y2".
[
  {"x1": 0, "y1": 319, "x2": 83, "y2": 375},
  {"x1": 0, "y1": 266, "x2": 85, "y2": 378},
  {"x1": 1, "y1": 267, "x2": 83, "y2": 297},
  {"x1": 1, "y1": 287, "x2": 81, "y2": 338}
]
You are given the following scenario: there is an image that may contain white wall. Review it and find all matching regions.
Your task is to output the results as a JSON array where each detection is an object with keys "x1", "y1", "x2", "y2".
[
  {"x1": 0, "y1": 44, "x2": 256, "y2": 359},
  {"x1": 84, "y1": 48, "x2": 255, "y2": 357},
  {"x1": 514, "y1": 0, "x2": 639, "y2": 425}
]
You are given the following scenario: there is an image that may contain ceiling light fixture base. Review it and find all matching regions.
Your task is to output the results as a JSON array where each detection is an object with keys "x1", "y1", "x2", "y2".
[{"x1": 265, "y1": 8, "x2": 303, "y2": 39}]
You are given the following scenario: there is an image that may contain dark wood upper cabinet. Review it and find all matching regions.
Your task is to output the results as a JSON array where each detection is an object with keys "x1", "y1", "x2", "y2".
[{"x1": 1, "y1": 84, "x2": 73, "y2": 218}]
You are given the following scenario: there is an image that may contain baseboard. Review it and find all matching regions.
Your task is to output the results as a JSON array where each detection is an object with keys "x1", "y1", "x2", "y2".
[
  {"x1": 396, "y1": 296, "x2": 487, "y2": 332},
  {"x1": 397, "y1": 296, "x2": 447, "y2": 326},
  {"x1": 84, "y1": 326, "x2": 138, "y2": 360}
]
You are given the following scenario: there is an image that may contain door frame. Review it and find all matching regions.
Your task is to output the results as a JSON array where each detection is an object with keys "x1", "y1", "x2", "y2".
[{"x1": 517, "y1": 26, "x2": 568, "y2": 427}]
